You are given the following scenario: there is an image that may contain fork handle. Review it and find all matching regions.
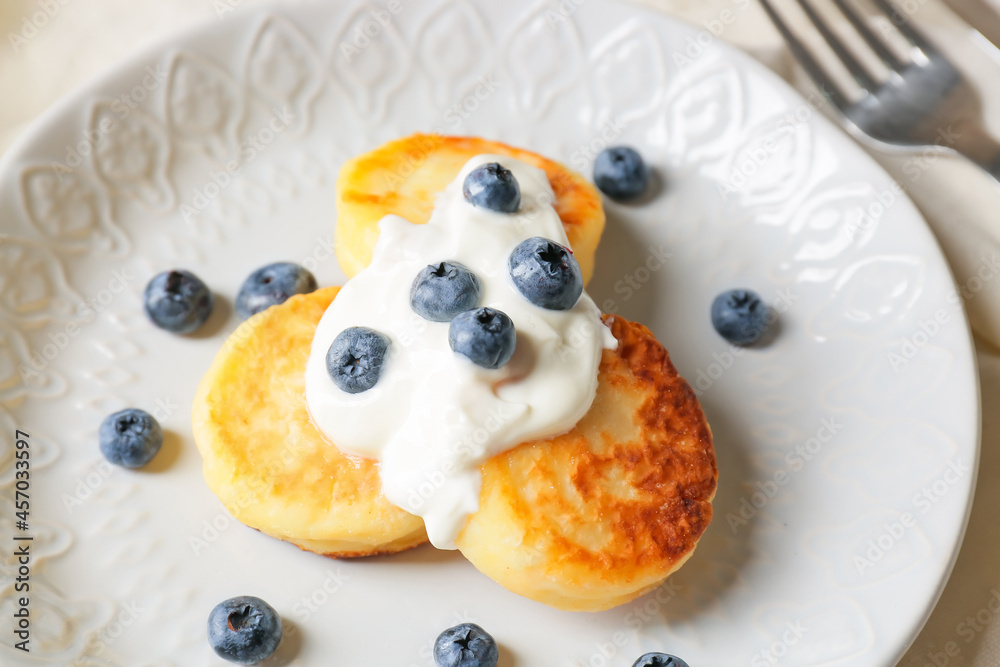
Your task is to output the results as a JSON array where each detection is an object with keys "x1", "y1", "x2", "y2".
[{"x1": 954, "y1": 120, "x2": 1000, "y2": 182}]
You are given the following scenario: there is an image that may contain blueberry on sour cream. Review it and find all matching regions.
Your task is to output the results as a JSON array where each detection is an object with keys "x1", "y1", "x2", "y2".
[
  {"x1": 326, "y1": 326, "x2": 391, "y2": 394},
  {"x1": 508, "y1": 237, "x2": 583, "y2": 311},
  {"x1": 411, "y1": 261, "x2": 482, "y2": 322},
  {"x1": 449, "y1": 307, "x2": 516, "y2": 370},
  {"x1": 463, "y1": 162, "x2": 520, "y2": 213}
]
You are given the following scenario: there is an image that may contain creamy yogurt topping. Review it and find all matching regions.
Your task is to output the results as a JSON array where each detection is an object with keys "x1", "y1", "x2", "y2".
[{"x1": 305, "y1": 155, "x2": 616, "y2": 548}]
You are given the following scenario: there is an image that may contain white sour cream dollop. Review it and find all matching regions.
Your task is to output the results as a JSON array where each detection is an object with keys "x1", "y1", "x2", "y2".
[{"x1": 305, "y1": 155, "x2": 616, "y2": 548}]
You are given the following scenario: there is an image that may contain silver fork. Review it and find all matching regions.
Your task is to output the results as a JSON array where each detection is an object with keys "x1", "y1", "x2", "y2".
[{"x1": 759, "y1": 0, "x2": 1000, "y2": 181}]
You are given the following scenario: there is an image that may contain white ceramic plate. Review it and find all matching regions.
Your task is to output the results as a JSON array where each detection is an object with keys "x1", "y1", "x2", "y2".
[{"x1": 0, "y1": 1, "x2": 979, "y2": 665}]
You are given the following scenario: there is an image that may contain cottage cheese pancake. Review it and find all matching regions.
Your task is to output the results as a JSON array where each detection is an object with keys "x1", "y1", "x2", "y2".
[
  {"x1": 192, "y1": 287, "x2": 428, "y2": 557},
  {"x1": 458, "y1": 315, "x2": 717, "y2": 611}
]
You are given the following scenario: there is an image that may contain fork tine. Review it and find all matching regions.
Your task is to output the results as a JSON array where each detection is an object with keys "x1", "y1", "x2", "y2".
[
  {"x1": 870, "y1": 0, "x2": 939, "y2": 57},
  {"x1": 833, "y1": 0, "x2": 907, "y2": 71},
  {"x1": 759, "y1": 0, "x2": 852, "y2": 112},
  {"x1": 795, "y1": 0, "x2": 878, "y2": 91}
]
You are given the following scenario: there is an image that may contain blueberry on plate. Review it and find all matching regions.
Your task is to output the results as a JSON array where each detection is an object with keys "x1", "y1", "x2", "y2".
[
  {"x1": 143, "y1": 269, "x2": 214, "y2": 334},
  {"x1": 207, "y1": 595, "x2": 282, "y2": 665},
  {"x1": 632, "y1": 652, "x2": 690, "y2": 667},
  {"x1": 434, "y1": 622, "x2": 499, "y2": 667},
  {"x1": 326, "y1": 326, "x2": 391, "y2": 394},
  {"x1": 235, "y1": 262, "x2": 317, "y2": 320},
  {"x1": 508, "y1": 236, "x2": 583, "y2": 311},
  {"x1": 449, "y1": 308, "x2": 516, "y2": 370},
  {"x1": 594, "y1": 146, "x2": 649, "y2": 201},
  {"x1": 463, "y1": 162, "x2": 520, "y2": 213},
  {"x1": 98, "y1": 408, "x2": 163, "y2": 468},
  {"x1": 711, "y1": 288, "x2": 771, "y2": 345},
  {"x1": 411, "y1": 261, "x2": 482, "y2": 322}
]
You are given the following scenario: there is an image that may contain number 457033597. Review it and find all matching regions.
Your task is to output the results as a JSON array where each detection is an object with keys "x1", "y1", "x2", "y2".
[{"x1": 14, "y1": 430, "x2": 29, "y2": 527}]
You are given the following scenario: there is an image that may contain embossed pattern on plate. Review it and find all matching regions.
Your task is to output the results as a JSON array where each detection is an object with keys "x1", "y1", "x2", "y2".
[{"x1": 0, "y1": 1, "x2": 978, "y2": 665}]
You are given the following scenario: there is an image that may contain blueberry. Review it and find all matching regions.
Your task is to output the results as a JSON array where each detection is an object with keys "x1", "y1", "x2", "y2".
[
  {"x1": 207, "y1": 596, "x2": 282, "y2": 665},
  {"x1": 326, "y1": 326, "x2": 391, "y2": 394},
  {"x1": 143, "y1": 269, "x2": 214, "y2": 334},
  {"x1": 711, "y1": 288, "x2": 771, "y2": 345},
  {"x1": 463, "y1": 162, "x2": 520, "y2": 213},
  {"x1": 411, "y1": 261, "x2": 482, "y2": 322},
  {"x1": 508, "y1": 237, "x2": 583, "y2": 310},
  {"x1": 98, "y1": 408, "x2": 163, "y2": 468},
  {"x1": 433, "y1": 623, "x2": 499, "y2": 667},
  {"x1": 594, "y1": 146, "x2": 649, "y2": 201},
  {"x1": 235, "y1": 262, "x2": 317, "y2": 320},
  {"x1": 632, "y1": 653, "x2": 690, "y2": 667},
  {"x1": 449, "y1": 308, "x2": 516, "y2": 370}
]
